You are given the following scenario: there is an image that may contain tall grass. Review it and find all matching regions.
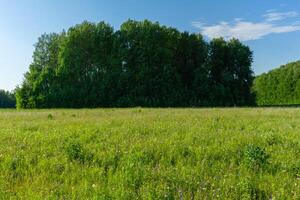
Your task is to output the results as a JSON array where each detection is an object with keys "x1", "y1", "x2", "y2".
[{"x1": 0, "y1": 108, "x2": 300, "y2": 199}]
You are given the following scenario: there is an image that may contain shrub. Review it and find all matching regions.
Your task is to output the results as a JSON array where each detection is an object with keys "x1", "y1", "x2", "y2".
[
  {"x1": 47, "y1": 114, "x2": 54, "y2": 120},
  {"x1": 65, "y1": 140, "x2": 93, "y2": 164},
  {"x1": 244, "y1": 144, "x2": 270, "y2": 170}
]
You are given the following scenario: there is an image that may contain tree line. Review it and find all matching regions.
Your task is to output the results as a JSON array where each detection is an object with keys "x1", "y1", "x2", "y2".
[
  {"x1": 16, "y1": 20, "x2": 254, "y2": 108},
  {"x1": 0, "y1": 90, "x2": 15, "y2": 108},
  {"x1": 253, "y1": 61, "x2": 300, "y2": 106}
]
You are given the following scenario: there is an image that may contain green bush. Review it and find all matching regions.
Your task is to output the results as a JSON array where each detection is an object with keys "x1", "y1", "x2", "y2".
[
  {"x1": 65, "y1": 140, "x2": 93, "y2": 164},
  {"x1": 244, "y1": 144, "x2": 270, "y2": 170}
]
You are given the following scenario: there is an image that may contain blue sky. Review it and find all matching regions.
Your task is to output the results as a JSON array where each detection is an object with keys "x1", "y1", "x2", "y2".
[{"x1": 1, "y1": 0, "x2": 300, "y2": 91}]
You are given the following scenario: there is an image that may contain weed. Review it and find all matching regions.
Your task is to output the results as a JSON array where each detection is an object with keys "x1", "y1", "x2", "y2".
[
  {"x1": 244, "y1": 144, "x2": 270, "y2": 170},
  {"x1": 47, "y1": 114, "x2": 54, "y2": 120},
  {"x1": 65, "y1": 140, "x2": 93, "y2": 164},
  {"x1": 237, "y1": 178, "x2": 268, "y2": 200}
]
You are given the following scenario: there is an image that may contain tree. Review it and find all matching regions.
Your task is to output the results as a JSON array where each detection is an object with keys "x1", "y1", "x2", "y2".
[
  {"x1": 115, "y1": 20, "x2": 183, "y2": 106},
  {"x1": 175, "y1": 32, "x2": 208, "y2": 105},
  {"x1": 227, "y1": 39, "x2": 254, "y2": 106},
  {"x1": 0, "y1": 90, "x2": 15, "y2": 108},
  {"x1": 17, "y1": 20, "x2": 255, "y2": 108},
  {"x1": 206, "y1": 38, "x2": 253, "y2": 106},
  {"x1": 253, "y1": 61, "x2": 300, "y2": 106},
  {"x1": 57, "y1": 21, "x2": 115, "y2": 108},
  {"x1": 16, "y1": 33, "x2": 64, "y2": 108}
]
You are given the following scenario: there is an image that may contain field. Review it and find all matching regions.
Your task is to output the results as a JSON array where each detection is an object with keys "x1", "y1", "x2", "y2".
[{"x1": 0, "y1": 108, "x2": 300, "y2": 199}]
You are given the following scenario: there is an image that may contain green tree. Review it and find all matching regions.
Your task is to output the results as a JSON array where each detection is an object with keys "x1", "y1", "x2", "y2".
[
  {"x1": 115, "y1": 20, "x2": 183, "y2": 106},
  {"x1": 253, "y1": 61, "x2": 300, "y2": 106},
  {"x1": 57, "y1": 21, "x2": 115, "y2": 107},
  {"x1": 227, "y1": 39, "x2": 254, "y2": 105},
  {"x1": 16, "y1": 20, "x2": 255, "y2": 108},
  {"x1": 0, "y1": 90, "x2": 15, "y2": 108},
  {"x1": 206, "y1": 38, "x2": 253, "y2": 106},
  {"x1": 16, "y1": 33, "x2": 64, "y2": 108}
]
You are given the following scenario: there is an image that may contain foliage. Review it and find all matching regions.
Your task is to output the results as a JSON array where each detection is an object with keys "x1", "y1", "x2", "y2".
[
  {"x1": 207, "y1": 38, "x2": 254, "y2": 106},
  {"x1": 253, "y1": 61, "x2": 300, "y2": 106},
  {"x1": 65, "y1": 139, "x2": 93, "y2": 164},
  {"x1": 0, "y1": 108, "x2": 300, "y2": 198},
  {"x1": 16, "y1": 20, "x2": 254, "y2": 108},
  {"x1": 0, "y1": 90, "x2": 15, "y2": 108},
  {"x1": 237, "y1": 178, "x2": 268, "y2": 200},
  {"x1": 244, "y1": 144, "x2": 270, "y2": 171}
]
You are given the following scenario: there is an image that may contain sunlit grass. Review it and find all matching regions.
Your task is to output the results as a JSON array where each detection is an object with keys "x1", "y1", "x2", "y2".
[{"x1": 0, "y1": 108, "x2": 300, "y2": 199}]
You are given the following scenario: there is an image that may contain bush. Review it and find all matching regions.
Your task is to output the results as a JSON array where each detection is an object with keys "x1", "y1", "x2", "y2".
[
  {"x1": 65, "y1": 140, "x2": 93, "y2": 164},
  {"x1": 244, "y1": 144, "x2": 270, "y2": 170}
]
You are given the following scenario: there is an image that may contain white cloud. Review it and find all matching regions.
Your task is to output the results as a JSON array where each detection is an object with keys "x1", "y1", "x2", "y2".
[
  {"x1": 193, "y1": 11, "x2": 300, "y2": 41},
  {"x1": 263, "y1": 11, "x2": 298, "y2": 22}
]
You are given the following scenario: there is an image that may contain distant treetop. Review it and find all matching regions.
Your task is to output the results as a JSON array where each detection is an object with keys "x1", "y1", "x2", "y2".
[{"x1": 0, "y1": 90, "x2": 15, "y2": 108}]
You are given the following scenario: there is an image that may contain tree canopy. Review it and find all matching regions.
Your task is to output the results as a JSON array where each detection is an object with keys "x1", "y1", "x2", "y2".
[
  {"x1": 253, "y1": 61, "x2": 300, "y2": 106},
  {"x1": 0, "y1": 90, "x2": 16, "y2": 108},
  {"x1": 16, "y1": 20, "x2": 254, "y2": 108}
]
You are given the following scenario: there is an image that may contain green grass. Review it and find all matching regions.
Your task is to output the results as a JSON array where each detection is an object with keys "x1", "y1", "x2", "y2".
[{"x1": 0, "y1": 108, "x2": 300, "y2": 199}]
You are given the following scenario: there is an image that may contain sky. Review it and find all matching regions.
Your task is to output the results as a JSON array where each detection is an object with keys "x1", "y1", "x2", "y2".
[{"x1": 1, "y1": 0, "x2": 300, "y2": 91}]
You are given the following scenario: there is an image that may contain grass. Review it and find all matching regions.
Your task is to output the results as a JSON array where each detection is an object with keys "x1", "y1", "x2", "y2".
[{"x1": 0, "y1": 108, "x2": 300, "y2": 199}]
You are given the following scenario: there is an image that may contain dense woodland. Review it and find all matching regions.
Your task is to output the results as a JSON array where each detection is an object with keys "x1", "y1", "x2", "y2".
[
  {"x1": 16, "y1": 20, "x2": 255, "y2": 108},
  {"x1": 253, "y1": 61, "x2": 300, "y2": 106},
  {"x1": 0, "y1": 90, "x2": 15, "y2": 108}
]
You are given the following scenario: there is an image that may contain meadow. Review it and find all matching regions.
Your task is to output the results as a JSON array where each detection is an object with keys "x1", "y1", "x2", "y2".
[{"x1": 0, "y1": 108, "x2": 300, "y2": 199}]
